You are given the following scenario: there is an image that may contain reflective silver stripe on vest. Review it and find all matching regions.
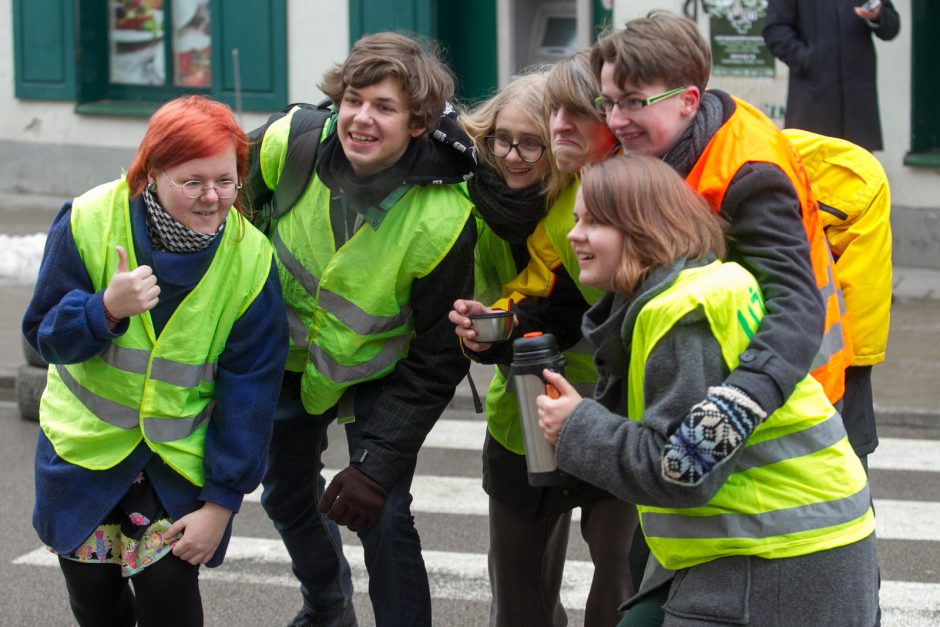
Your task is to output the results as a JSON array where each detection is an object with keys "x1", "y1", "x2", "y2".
[
  {"x1": 735, "y1": 412, "x2": 845, "y2": 473},
  {"x1": 100, "y1": 344, "x2": 216, "y2": 388},
  {"x1": 286, "y1": 307, "x2": 309, "y2": 348},
  {"x1": 836, "y1": 284, "x2": 847, "y2": 316},
  {"x1": 824, "y1": 254, "x2": 849, "y2": 317},
  {"x1": 811, "y1": 320, "x2": 846, "y2": 370},
  {"x1": 57, "y1": 365, "x2": 215, "y2": 440},
  {"x1": 642, "y1": 484, "x2": 871, "y2": 540},
  {"x1": 317, "y1": 288, "x2": 412, "y2": 336},
  {"x1": 56, "y1": 365, "x2": 139, "y2": 429},
  {"x1": 274, "y1": 229, "x2": 412, "y2": 336},
  {"x1": 818, "y1": 261, "x2": 848, "y2": 316},
  {"x1": 100, "y1": 344, "x2": 150, "y2": 374},
  {"x1": 150, "y1": 358, "x2": 216, "y2": 388},
  {"x1": 811, "y1": 261, "x2": 848, "y2": 370},
  {"x1": 818, "y1": 270, "x2": 837, "y2": 302},
  {"x1": 309, "y1": 334, "x2": 409, "y2": 383},
  {"x1": 142, "y1": 402, "x2": 214, "y2": 442},
  {"x1": 273, "y1": 230, "x2": 320, "y2": 297}
]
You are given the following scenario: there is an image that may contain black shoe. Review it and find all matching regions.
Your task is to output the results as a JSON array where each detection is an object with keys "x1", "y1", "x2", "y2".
[{"x1": 287, "y1": 605, "x2": 358, "y2": 627}]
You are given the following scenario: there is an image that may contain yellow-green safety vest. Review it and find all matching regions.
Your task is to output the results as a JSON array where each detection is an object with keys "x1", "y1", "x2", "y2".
[
  {"x1": 39, "y1": 177, "x2": 273, "y2": 486},
  {"x1": 542, "y1": 180, "x2": 604, "y2": 305},
  {"x1": 260, "y1": 108, "x2": 474, "y2": 414},
  {"x1": 628, "y1": 260, "x2": 874, "y2": 570}
]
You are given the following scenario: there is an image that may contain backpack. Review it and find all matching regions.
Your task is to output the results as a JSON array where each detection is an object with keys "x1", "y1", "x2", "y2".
[{"x1": 246, "y1": 99, "x2": 334, "y2": 234}]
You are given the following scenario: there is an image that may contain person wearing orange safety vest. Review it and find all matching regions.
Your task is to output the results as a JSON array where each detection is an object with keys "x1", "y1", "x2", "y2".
[
  {"x1": 685, "y1": 96, "x2": 854, "y2": 404},
  {"x1": 590, "y1": 11, "x2": 852, "y2": 445}
]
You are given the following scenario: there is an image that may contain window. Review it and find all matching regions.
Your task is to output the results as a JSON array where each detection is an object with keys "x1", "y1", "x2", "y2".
[
  {"x1": 906, "y1": 0, "x2": 940, "y2": 167},
  {"x1": 108, "y1": 0, "x2": 211, "y2": 88},
  {"x1": 13, "y1": 0, "x2": 286, "y2": 113}
]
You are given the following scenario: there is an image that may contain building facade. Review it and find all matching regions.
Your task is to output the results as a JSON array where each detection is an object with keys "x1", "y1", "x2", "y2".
[{"x1": 2, "y1": 0, "x2": 937, "y2": 266}]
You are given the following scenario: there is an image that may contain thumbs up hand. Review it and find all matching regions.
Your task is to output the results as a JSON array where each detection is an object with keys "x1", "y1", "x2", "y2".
[{"x1": 102, "y1": 246, "x2": 160, "y2": 320}]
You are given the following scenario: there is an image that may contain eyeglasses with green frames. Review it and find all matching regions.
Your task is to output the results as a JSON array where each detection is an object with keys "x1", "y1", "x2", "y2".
[{"x1": 593, "y1": 86, "x2": 688, "y2": 116}]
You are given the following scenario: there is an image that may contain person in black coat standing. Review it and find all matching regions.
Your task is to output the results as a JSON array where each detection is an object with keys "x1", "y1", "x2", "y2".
[{"x1": 763, "y1": 0, "x2": 900, "y2": 151}]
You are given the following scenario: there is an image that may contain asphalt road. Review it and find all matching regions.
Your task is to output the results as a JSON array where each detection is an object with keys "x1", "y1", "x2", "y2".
[{"x1": 2, "y1": 390, "x2": 940, "y2": 626}]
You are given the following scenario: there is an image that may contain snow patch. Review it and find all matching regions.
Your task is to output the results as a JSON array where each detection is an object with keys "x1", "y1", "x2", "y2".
[{"x1": 0, "y1": 233, "x2": 47, "y2": 285}]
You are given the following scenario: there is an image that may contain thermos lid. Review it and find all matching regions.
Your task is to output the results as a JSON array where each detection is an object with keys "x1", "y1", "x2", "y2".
[{"x1": 512, "y1": 332, "x2": 560, "y2": 362}]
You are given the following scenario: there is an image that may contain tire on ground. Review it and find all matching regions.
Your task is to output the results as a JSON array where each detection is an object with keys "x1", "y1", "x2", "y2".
[
  {"x1": 22, "y1": 336, "x2": 47, "y2": 368},
  {"x1": 15, "y1": 363, "x2": 47, "y2": 423}
]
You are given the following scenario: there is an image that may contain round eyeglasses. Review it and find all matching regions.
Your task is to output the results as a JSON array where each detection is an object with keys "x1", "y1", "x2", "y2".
[
  {"x1": 484, "y1": 135, "x2": 546, "y2": 164},
  {"x1": 161, "y1": 170, "x2": 242, "y2": 199}
]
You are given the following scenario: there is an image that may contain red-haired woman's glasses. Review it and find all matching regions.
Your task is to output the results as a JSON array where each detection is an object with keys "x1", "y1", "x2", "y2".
[{"x1": 161, "y1": 170, "x2": 242, "y2": 199}]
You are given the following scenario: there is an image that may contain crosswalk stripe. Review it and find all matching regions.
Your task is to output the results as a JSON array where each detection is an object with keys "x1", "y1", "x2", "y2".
[
  {"x1": 874, "y1": 500, "x2": 940, "y2": 542},
  {"x1": 14, "y1": 541, "x2": 940, "y2": 622},
  {"x1": 11, "y1": 541, "x2": 592, "y2": 607},
  {"x1": 245, "y1": 472, "x2": 940, "y2": 542},
  {"x1": 869, "y1": 437, "x2": 940, "y2": 472},
  {"x1": 245, "y1": 471, "x2": 488, "y2": 516},
  {"x1": 425, "y1": 418, "x2": 486, "y2": 450}
]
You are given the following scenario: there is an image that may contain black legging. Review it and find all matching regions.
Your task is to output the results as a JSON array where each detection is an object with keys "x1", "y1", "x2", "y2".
[{"x1": 58, "y1": 554, "x2": 203, "y2": 627}]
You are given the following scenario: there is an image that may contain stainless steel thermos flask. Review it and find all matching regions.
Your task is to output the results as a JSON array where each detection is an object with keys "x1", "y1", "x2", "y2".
[{"x1": 510, "y1": 332, "x2": 567, "y2": 486}]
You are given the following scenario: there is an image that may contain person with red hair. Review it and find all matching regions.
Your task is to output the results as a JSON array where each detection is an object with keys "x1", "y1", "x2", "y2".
[{"x1": 23, "y1": 95, "x2": 288, "y2": 626}]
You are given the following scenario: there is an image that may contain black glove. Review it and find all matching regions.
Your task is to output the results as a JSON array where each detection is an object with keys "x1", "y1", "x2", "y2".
[{"x1": 317, "y1": 466, "x2": 388, "y2": 532}]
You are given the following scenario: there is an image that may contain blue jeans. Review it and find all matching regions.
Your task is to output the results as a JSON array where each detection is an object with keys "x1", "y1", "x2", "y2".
[{"x1": 261, "y1": 374, "x2": 431, "y2": 627}]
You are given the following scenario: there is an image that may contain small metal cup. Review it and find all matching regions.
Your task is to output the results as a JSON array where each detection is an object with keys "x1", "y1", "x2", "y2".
[{"x1": 468, "y1": 310, "x2": 515, "y2": 343}]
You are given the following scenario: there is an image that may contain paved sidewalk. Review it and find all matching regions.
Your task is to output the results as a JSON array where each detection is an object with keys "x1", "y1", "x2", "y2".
[{"x1": 1, "y1": 193, "x2": 937, "y2": 431}]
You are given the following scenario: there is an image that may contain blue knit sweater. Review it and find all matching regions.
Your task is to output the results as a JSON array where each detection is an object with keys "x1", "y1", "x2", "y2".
[{"x1": 22, "y1": 196, "x2": 288, "y2": 566}]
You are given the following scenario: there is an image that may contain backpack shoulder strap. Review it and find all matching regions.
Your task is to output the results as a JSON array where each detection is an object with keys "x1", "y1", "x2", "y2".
[
  {"x1": 273, "y1": 101, "x2": 333, "y2": 218},
  {"x1": 246, "y1": 99, "x2": 333, "y2": 233}
]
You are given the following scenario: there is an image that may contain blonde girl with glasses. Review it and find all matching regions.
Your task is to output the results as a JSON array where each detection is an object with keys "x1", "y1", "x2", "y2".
[{"x1": 456, "y1": 72, "x2": 637, "y2": 626}]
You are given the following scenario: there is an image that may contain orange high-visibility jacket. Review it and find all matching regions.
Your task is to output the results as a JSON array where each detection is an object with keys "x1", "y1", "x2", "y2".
[{"x1": 686, "y1": 96, "x2": 853, "y2": 403}]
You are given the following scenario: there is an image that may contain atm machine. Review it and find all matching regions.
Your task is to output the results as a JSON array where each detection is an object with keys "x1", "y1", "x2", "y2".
[{"x1": 497, "y1": 0, "x2": 598, "y2": 85}]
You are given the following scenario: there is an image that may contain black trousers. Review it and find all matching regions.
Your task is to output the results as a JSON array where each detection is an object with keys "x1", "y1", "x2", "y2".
[{"x1": 58, "y1": 553, "x2": 203, "y2": 627}]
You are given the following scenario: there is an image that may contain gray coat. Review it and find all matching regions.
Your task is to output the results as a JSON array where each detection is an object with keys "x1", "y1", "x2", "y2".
[
  {"x1": 555, "y1": 259, "x2": 879, "y2": 625},
  {"x1": 763, "y1": 0, "x2": 900, "y2": 151}
]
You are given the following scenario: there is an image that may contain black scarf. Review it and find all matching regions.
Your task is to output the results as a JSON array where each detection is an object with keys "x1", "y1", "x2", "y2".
[
  {"x1": 143, "y1": 188, "x2": 222, "y2": 252},
  {"x1": 316, "y1": 134, "x2": 415, "y2": 210},
  {"x1": 467, "y1": 164, "x2": 547, "y2": 245},
  {"x1": 661, "y1": 90, "x2": 726, "y2": 178}
]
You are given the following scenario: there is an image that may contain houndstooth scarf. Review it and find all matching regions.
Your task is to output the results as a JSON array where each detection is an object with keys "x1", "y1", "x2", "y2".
[{"x1": 143, "y1": 188, "x2": 223, "y2": 252}]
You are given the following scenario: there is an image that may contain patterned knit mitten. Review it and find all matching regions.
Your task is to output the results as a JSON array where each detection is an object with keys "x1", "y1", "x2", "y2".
[{"x1": 661, "y1": 384, "x2": 768, "y2": 486}]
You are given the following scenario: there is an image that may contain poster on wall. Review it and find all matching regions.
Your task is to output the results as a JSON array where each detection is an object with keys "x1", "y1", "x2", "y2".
[
  {"x1": 110, "y1": 0, "x2": 166, "y2": 85},
  {"x1": 705, "y1": 0, "x2": 774, "y2": 78},
  {"x1": 108, "y1": 0, "x2": 211, "y2": 88},
  {"x1": 173, "y1": 0, "x2": 211, "y2": 87}
]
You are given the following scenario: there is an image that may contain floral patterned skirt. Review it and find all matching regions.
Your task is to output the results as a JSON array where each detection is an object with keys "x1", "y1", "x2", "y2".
[{"x1": 53, "y1": 472, "x2": 175, "y2": 578}]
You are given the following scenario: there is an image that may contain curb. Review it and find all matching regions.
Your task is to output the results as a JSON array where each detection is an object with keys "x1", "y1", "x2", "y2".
[
  {"x1": 875, "y1": 405, "x2": 940, "y2": 432},
  {"x1": 0, "y1": 372, "x2": 14, "y2": 404}
]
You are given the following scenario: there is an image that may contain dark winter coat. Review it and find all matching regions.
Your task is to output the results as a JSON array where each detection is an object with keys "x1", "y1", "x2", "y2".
[{"x1": 763, "y1": 0, "x2": 900, "y2": 151}]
